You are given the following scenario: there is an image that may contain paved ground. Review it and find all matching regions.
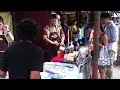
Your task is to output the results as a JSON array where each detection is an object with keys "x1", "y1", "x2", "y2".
[
  {"x1": 98, "y1": 61, "x2": 120, "y2": 79},
  {"x1": 98, "y1": 49, "x2": 120, "y2": 79},
  {"x1": 110, "y1": 48, "x2": 120, "y2": 79},
  {"x1": 113, "y1": 65, "x2": 120, "y2": 79}
]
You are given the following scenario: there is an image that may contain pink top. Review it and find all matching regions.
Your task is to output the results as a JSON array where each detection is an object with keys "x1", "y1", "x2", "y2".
[{"x1": 51, "y1": 55, "x2": 64, "y2": 62}]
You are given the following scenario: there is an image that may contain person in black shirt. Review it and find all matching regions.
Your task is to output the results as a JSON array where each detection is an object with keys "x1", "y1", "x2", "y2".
[{"x1": 0, "y1": 18, "x2": 44, "y2": 79}]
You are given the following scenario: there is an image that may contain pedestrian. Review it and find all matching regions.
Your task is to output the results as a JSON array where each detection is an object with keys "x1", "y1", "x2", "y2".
[
  {"x1": 69, "y1": 20, "x2": 78, "y2": 41},
  {"x1": 101, "y1": 12, "x2": 119, "y2": 79},
  {"x1": 0, "y1": 18, "x2": 44, "y2": 79},
  {"x1": 90, "y1": 23, "x2": 108, "y2": 79},
  {"x1": 98, "y1": 23, "x2": 108, "y2": 79}
]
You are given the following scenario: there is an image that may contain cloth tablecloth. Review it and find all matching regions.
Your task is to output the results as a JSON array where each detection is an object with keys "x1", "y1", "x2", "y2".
[{"x1": 40, "y1": 62, "x2": 82, "y2": 79}]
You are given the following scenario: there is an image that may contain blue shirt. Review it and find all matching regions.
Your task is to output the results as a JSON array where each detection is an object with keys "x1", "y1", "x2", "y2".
[{"x1": 104, "y1": 21, "x2": 119, "y2": 52}]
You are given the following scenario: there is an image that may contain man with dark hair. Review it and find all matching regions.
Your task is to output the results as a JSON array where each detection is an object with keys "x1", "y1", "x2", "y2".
[
  {"x1": 101, "y1": 13, "x2": 119, "y2": 79},
  {"x1": 101, "y1": 13, "x2": 112, "y2": 20},
  {"x1": 43, "y1": 14, "x2": 65, "y2": 60},
  {"x1": 0, "y1": 18, "x2": 44, "y2": 79}
]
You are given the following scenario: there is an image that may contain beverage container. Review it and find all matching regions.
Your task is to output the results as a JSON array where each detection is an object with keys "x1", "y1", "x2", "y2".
[{"x1": 57, "y1": 50, "x2": 61, "y2": 57}]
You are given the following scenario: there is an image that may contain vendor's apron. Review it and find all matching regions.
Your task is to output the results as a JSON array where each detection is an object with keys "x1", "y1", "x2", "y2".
[
  {"x1": 48, "y1": 32, "x2": 61, "y2": 60},
  {"x1": 0, "y1": 35, "x2": 8, "y2": 69}
]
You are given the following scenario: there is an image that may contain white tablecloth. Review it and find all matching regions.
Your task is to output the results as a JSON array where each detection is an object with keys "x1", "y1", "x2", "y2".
[{"x1": 40, "y1": 62, "x2": 82, "y2": 79}]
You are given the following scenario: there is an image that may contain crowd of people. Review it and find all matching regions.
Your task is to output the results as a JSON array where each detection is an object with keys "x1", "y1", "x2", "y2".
[{"x1": 0, "y1": 12, "x2": 119, "y2": 79}]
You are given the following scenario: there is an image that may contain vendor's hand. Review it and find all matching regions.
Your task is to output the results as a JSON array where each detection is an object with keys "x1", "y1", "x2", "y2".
[
  {"x1": 53, "y1": 41, "x2": 59, "y2": 46},
  {"x1": 60, "y1": 42, "x2": 65, "y2": 46}
]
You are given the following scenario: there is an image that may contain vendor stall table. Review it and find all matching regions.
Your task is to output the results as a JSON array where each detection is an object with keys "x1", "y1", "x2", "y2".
[{"x1": 41, "y1": 54, "x2": 92, "y2": 79}]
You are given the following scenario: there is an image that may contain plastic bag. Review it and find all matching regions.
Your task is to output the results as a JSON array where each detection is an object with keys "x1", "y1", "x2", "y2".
[{"x1": 98, "y1": 46, "x2": 110, "y2": 67}]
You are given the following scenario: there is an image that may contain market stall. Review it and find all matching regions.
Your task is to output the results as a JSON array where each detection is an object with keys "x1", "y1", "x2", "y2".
[
  {"x1": 40, "y1": 44, "x2": 92, "y2": 79},
  {"x1": 40, "y1": 17, "x2": 93, "y2": 79}
]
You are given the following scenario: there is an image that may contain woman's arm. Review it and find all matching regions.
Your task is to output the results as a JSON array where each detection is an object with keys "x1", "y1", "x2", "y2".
[
  {"x1": 5, "y1": 25, "x2": 14, "y2": 41},
  {"x1": 99, "y1": 34, "x2": 108, "y2": 48},
  {"x1": 7, "y1": 31, "x2": 14, "y2": 41}
]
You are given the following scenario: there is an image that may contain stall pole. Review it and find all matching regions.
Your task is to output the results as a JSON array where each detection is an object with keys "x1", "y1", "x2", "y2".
[
  {"x1": 92, "y1": 11, "x2": 101, "y2": 79},
  {"x1": 11, "y1": 11, "x2": 16, "y2": 41}
]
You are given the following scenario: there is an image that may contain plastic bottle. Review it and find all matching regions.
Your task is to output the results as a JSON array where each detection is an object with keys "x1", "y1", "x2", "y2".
[{"x1": 78, "y1": 28, "x2": 82, "y2": 46}]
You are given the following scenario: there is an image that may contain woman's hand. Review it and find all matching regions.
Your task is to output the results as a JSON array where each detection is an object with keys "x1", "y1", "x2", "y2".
[
  {"x1": 5, "y1": 25, "x2": 14, "y2": 41},
  {"x1": 60, "y1": 42, "x2": 65, "y2": 46},
  {"x1": 5, "y1": 25, "x2": 10, "y2": 32},
  {"x1": 98, "y1": 43, "x2": 104, "y2": 48}
]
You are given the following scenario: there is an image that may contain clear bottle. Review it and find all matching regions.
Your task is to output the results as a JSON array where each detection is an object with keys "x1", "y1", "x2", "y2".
[{"x1": 78, "y1": 28, "x2": 82, "y2": 46}]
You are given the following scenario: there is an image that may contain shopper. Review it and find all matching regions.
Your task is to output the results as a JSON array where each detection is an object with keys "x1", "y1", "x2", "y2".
[
  {"x1": 69, "y1": 20, "x2": 78, "y2": 41},
  {"x1": 101, "y1": 13, "x2": 119, "y2": 79},
  {"x1": 0, "y1": 18, "x2": 44, "y2": 79},
  {"x1": 90, "y1": 22, "x2": 108, "y2": 79},
  {"x1": 98, "y1": 23, "x2": 108, "y2": 79}
]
